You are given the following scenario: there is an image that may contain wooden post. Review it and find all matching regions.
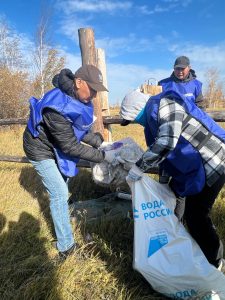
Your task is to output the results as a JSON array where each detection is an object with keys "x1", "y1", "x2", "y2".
[
  {"x1": 96, "y1": 48, "x2": 112, "y2": 142},
  {"x1": 78, "y1": 28, "x2": 105, "y2": 137}
]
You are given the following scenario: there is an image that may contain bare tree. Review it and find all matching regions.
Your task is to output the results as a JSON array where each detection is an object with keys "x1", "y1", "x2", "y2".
[
  {"x1": 32, "y1": 49, "x2": 65, "y2": 98},
  {"x1": 204, "y1": 69, "x2": 225, "y2": 109},
  {"x1": 0, "y1": 18, "x2": 25, "y2": 71},
  {"x1": 0, "y1": 18, "x2": 31, "y2": 118},
  {"x1": 32, "y1": 6, "x2": 65, "y2": 98},
  {"x1": 0, "y1": 68, "x2": 32, "y2": 118}
]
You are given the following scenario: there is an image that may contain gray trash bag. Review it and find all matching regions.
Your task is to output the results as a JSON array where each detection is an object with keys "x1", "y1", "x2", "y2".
[{"x1": 92, "y1": 137, "x2": 144, "y2": 191}]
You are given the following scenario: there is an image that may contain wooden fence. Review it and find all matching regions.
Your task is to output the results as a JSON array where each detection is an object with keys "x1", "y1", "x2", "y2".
[
  {"x1": 1, "y1": 27, "x2": 225, "y2": 169},
  {"x1": 0, "y1": 115, "x2": 121, "y2": 166},
  {"x1": 1, "y1": 111, "x2": 225, "y2": 169}
]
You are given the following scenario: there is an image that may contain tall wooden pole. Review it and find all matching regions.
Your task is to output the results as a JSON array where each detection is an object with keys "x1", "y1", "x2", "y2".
[
  {"x1": 78, "y1": 28, "x2": 105, "y2": 137},
  {"x1": 96, "y1": 48, "x2": 112, "y2": 142}
]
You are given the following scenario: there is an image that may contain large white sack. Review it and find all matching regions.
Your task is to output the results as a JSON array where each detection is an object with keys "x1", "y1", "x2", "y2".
[{"x1": 129, "y1": 175, "x2": 225, "y2": 300}]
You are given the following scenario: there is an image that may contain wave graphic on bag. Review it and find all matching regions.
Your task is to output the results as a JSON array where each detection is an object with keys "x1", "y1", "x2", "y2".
[{"x1": 129, "y1": 175, "x2": 225, "y2": 299}]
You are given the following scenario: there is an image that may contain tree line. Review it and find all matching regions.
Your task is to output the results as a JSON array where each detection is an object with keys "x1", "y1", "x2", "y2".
[
  {"x1": 0, "y1": 16, "x2": 65, "y2": 119},
  {"x1": 0, "y1": 17, "x2": 225, "y2": 120}
]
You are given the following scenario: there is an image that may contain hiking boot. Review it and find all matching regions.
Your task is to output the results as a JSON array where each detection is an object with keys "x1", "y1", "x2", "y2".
[
  {"x1": 218, "y1": 259, "x2": 225, "y2": 273},
  {"x1": 59, "y1": 243, "x2": 79, "y2": 260}
]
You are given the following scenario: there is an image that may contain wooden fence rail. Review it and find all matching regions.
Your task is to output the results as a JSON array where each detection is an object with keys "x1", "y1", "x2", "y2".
[
  {"x1": 1, "y1": 111, "x2": 225, "y2": 126},
  {"x1": 1, "y1": 110, "x2": 225, "y2": 167}
]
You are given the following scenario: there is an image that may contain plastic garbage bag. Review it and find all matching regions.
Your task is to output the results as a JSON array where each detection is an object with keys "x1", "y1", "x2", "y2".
[
  {"x1": 92, "y1": 137, "x2": 144, "y2": 190},
  {"x1": 128, "y1": 175, "x2": 225, "y2": 300}
]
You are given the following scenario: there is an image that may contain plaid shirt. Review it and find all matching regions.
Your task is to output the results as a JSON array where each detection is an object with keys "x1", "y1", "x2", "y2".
[{"x1": 138, "y1": 98, "x2": 225, "y2": 186}]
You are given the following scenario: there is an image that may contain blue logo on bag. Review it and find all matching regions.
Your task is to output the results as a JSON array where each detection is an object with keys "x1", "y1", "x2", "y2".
[
  {"x1": 148, "y1": 233, "x2": 168, "y2": 257},
  {"x1": 133, "y1": 207, "x2": 139, "y2": 218}
]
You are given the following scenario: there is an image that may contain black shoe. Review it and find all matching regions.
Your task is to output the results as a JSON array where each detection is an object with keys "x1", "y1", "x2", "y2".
[{"x1": 59, "y1": 243, "x2": 78, "y2": 260}]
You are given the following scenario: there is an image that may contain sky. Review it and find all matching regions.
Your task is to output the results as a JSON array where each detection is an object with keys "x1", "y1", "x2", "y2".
[{"x1": 0, "y1": 0, "x2": 225, "y2": 105}]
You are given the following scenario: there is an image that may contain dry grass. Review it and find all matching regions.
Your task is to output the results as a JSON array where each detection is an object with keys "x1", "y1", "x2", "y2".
[
  {"x1": 0, "y1": 125, "x2": 164, "y2": 300},
  {"x1": 0, "y1": 123, "x2": 225, "y2": 300}
]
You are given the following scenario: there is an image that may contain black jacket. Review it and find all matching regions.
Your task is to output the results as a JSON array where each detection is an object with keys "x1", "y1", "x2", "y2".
[{"x1": 23, "y1": 69, "x2": 105, "y2": 163}]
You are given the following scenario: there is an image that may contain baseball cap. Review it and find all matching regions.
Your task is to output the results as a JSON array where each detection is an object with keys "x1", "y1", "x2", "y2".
[
  {"x1": 120, "y1": 90, "x2": 150, "y2": 125},
  {"x1": 74, "y1": 64, "x2": 108, "y2": 92},
  {"x1": 174, "y1": 56, "x2": 190, "y2": 68}
]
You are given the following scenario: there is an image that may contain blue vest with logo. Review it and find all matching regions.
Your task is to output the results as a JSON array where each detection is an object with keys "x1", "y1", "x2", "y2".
[
  {"x1": 159, "y1": 78, "x2": 202, "y2": 105},
  {"x1": 27, "y1": 88, "x2": 94, "y2": 177},
  {"x1": 144, "y1": 90, "x2": 225, "y2": 196}
]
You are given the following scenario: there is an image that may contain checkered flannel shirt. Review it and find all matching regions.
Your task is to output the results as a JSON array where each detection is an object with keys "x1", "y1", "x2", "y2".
[{"x1": 138, "y1": 97, "x2": 225, "y2": 186}]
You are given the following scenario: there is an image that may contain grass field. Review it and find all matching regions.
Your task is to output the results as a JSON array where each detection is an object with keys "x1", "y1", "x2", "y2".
[{"x1": 0, "y1": 123, "x2": 225, "y2": 300}]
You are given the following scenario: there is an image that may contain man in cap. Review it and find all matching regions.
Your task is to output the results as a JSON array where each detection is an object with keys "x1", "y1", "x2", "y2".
[
  {"x1": 120, "y1": 89, "x2": 225, "y2": 270},
  {"x1": 23, "y1": 65, "x2": 115, "y2": 259},
  {"x1": 159, "y1": 56, "x2": 204, "y2": 108}
]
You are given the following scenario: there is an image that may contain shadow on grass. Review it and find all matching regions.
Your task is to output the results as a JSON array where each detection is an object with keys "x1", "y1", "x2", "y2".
[
  {"x1": 18, "y1": 165, "x2": 167, "y2": 298},
  {"x1": 0, "y1": 212, "x2": 61, "y2": 300},
  {"x1": 19, "y1": 165, "x2": 56, "y2": 239},
  {"x1": 83, "y1": 218, "x2": 168, "y2": 300},
  {"x1": 0, "y1": 213, "x2": 6, "y2": 233},
  {"x1": 19, "y1": 166, "x2": 111, "y2": 239}
]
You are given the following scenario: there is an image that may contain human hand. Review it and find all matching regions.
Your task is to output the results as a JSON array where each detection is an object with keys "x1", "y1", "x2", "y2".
[
  {"x1": 104, "y1": 150, "x2": 117, "y2": 163},
  {"x1": 126, "y1": 165, "x2": 144, "y2": 182},
  {"x1": 94, "y1": 132, "x2": 104, "y2": 148}
]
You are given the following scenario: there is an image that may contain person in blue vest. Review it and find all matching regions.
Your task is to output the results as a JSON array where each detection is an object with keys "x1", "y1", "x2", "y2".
[
  {"x1": 23, "y1": 65, "x2": 115, "y2": 259},
  {"x1": 158, "y1": 56, "x2": 204, "y2": 109},
  {"x1": 120, "y1": 89, "x2": 225, "y2": 270}
]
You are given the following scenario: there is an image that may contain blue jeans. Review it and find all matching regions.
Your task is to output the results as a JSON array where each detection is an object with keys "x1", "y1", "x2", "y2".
[{"x1": 30, "y1": 159, "x2": 75, "y2": 252}]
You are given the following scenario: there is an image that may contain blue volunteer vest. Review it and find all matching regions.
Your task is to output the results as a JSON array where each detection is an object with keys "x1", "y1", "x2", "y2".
[
  {"x1": 159, "y1": 77, "x2": 202, "y2": 105},
  {"x1": 144, "y1": 90, "x2": 225, "y2": 197},
  {"x1": 27, "y1": 88, "x2": 94, "y2": 177}
]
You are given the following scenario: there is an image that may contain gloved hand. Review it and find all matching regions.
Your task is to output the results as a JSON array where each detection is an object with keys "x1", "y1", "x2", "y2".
[
  {"x1": 126, "y1": 165, "x2": 144, "y2": 182},
  {"x1": 104, "y1": 150, "x2": 117, "y2": 163},
  {"x1": 174, "y1": 196, "x2": 186, "y2": 222},
  {"x1": 94, "y1": 132, "x2": 104, "y2": 148}
]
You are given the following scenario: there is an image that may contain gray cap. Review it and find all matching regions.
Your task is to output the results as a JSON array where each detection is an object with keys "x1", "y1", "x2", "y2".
[
  {"x1": 120, "y1": 90, "x2": 150, "y2": 122},
  {"x1": 174, "y1": 56, "x2": 190, "y2": 68},
  {"x1": 74, "y1": 64, "x2": 108, "y2": 92}
]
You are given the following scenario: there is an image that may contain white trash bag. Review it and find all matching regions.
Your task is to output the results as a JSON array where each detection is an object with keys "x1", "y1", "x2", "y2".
[
  {"x1": 128, "y1": 175, "x2": 225, "y2": 300},
  {"x1": 92, "y1": 137, "x2": 144, "y2": 189}
]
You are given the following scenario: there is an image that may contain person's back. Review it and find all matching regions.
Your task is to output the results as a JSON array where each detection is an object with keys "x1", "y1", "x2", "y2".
[
  {"x1": 120, "y1": 89, "x2": 225, "y2": 269},
  {"x1": 159, "y1": 56, "x2": 204, "y2": 108}
]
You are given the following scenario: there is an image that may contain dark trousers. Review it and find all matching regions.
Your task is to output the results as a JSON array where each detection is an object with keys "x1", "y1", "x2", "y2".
[{"x1": 184, "y1": 173, "x2": 225, "y2": 267}]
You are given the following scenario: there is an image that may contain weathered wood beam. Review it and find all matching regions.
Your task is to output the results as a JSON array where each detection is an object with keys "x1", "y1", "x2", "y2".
[
  {"x1": 0, "y1": 155, "x2": 90, "y2": 168},
  {"x1": 103, "y1": 116, "x2": 123, "y2": 124},
  {"x1": 78, "y1": 28, "x2": 105, "y2": 137},
  {"x1": 1, "y1": 111, "x2": 225, "y2": 126},
  {"x1": 0, "y1": 155, "x2": 159, "y2": 174},
  {"x1": 0, "y1": 118, "x2": 27, "y2": 126},
  {"x1": 0, "y1": 116, "x2": 123, "y2": 126},
  {"x1": 96, "y1": 47, "x2": 112, "y2": 142},
  {"x1": 207, "y1": 111, "x2": 225, "y2": 122}
]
